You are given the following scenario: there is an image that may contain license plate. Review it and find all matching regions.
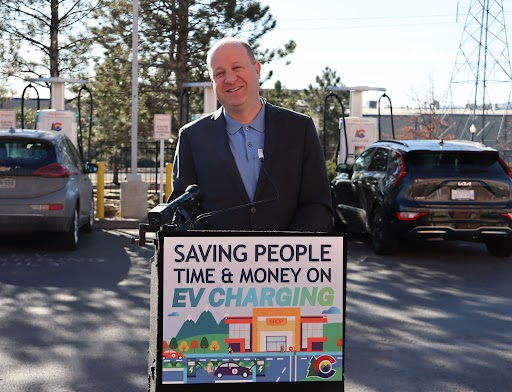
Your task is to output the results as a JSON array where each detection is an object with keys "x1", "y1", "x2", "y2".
[
  {"x1": 0, "y1": 177, "x2": 15, "y2": 188},
  {"x1": 451, "y1": 188, "x2": 474, "y2": 200}
]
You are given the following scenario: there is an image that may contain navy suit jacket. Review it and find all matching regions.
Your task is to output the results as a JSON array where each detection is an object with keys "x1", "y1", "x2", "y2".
[{"x1": 170, "y1": 101, "x2": 333, "y2": 232}]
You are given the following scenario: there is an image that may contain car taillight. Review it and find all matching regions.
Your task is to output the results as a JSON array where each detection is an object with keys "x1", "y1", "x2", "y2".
[
  {"x1": 33, "y1": 163, "x2": 72, "y2": 178},
  {"x1": 501, "y1": 213, "x2": 512, "y2": 221},
  {"x1": 498, "y1": 156, "x2": 512, "y2": 180},
  {"x1": 393, "y1": 152, "x2": 407, "y2": 187},
  {"x1": 30, "y1": 204, "x2": 64, "y2": 211},
  {"x1": 397, "y1": 212, "x2": 427, "y2": 221}
]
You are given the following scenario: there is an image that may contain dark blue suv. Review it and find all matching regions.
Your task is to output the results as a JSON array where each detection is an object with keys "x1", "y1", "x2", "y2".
[{"x1": 331, "y1": 139, "x2": 512, "y2": 256}]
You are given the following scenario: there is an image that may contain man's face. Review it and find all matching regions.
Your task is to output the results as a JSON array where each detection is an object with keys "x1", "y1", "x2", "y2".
[{"x1": 209, "y1": 42, "x2": 261, "y2": 115}]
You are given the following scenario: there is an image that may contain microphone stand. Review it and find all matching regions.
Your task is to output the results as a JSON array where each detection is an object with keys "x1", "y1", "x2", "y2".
[{"x1": 132, "y1": 203, "x2": 195, "y2": 246}]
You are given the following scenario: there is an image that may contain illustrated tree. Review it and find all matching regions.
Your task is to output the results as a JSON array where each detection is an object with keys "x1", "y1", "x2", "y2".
[
  {"x1": 190, "y1": 339, "x2": 199, "y2": 353},
  {"x1": 209, "y1": 340, "x2": 220, "y2": 353},
  {"x1": 169, "y1": 337, "x2": 178, "y2": 350},
  {"x1": 179, "y1": 340, "x2": 189, "y2": 352},
  {"x1": 336, "y1": 337, "x2": 343, "y2": 351},
  {"x1": 200, "y1": 336, "x2": 209, "y2": 353},
  {"x1": 162, "y1": 340, "x2": 169, "y2": 352}
]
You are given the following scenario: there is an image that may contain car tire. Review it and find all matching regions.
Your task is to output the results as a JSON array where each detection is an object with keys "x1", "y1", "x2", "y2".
[
  {"x1": 331, "y1": 192, "x2": 346, "y2": 233},
  {"x1": 370, "y1": 207, "x2": 396, "y2": 255},
  {"x1": 216, "y1": 373, "x2": 223, "y2": 378},
  {"x1": 61, "y1": 207, "x2": 79, "y2": 250},
  {"x1": 485, "y1": 238, "x2": 511, "y2": 257},
  {"x1": 83, "y1": 196, "x2": 94, "y2": 233},
  {"x1": 242, "y1": 372, "x2": 248, "y2": 378}
]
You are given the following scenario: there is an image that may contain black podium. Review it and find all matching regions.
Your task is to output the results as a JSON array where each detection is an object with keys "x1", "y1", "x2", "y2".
[{"x1": 140, "y1": 226, "x2": 347, "y2": 392}]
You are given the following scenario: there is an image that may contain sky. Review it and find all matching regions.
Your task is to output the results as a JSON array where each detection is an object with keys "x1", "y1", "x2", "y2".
[{"x1": 257, "y1": 0, "x2": 512, "y2": 108}]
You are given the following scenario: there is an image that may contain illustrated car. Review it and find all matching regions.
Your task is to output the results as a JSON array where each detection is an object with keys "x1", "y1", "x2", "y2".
[
  {"x1": 331, "y1": 139, "x2": 512, "y2": 256},
  {"x1": 214, "y1": 361, "x2": 253, "y2": 378},
  {"x1": 0, "y1": 128, "x2": 98, "y2": 250},
  {"x1": 162, "y1": 350, "x2": 185, "y2": 360}
]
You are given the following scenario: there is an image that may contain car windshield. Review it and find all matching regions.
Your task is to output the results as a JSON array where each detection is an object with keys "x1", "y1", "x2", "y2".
[
  {"x1": 405, "y1": 151, "x2": 505, "y2": 176},
  {"x1": 0, "y1": 139, "x2": 57, "y2": 172}
]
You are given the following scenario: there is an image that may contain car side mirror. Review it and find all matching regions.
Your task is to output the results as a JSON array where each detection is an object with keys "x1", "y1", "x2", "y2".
[
  {"x1": 336, "y1": 163, "x2": 350, "y2": 173},
  {"x1": 86, "y1": 162, "x2": 99, "y2": 174}
]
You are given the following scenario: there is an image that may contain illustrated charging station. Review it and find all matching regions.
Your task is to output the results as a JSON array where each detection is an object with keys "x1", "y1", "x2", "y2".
[{"x1": 326, "y1": 86, "x2": 387, "y2": 165}]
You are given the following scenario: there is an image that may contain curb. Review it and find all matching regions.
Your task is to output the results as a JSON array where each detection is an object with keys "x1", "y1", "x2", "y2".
[{"x1": 94, "y1": 218, "x2": 146, "y2": 230}]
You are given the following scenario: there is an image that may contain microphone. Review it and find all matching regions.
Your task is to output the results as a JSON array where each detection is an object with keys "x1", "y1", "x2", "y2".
[
  {"x1": 148, "y1": 184, "x2": 201, "y2": 227},
  {"x1": 189, "y1": 151, "x2": 279, "y2": 230}
]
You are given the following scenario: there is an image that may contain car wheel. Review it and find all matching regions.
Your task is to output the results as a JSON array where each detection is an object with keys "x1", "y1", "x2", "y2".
[
  {"x1": 83, "y1": 196, "x2": 94, "y2": 233},
  {"x1": 216, "y1": 373, "x2": 223, "y2": 378},
  {"x1": 242, "y1": 372, "x2": 248, "y2": 378},
  {"x1": 485, "y1": 238, "x2": 511, "y2": 257},
  {"x1": 61, "y1": 207, "x2": 79, "y2": 250},
  {"x1": 370, "y1": 207, "x2": 396, "y2": 255}
]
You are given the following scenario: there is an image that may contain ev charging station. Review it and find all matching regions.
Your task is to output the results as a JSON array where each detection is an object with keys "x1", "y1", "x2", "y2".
[
  {"x1": 36, "y1": 110, "x2": 78, "y2": 147},
  {"x1": 30, "y1": 77, "x2": 87, "y2": 150},
  {"x1": 327, "y1": 86, "x2": 386, "y2": 165},
  {"x1": 0, "y1": 110, "x2": 16, "y2": 129},
  {"x1": 181, "y1": 81, "x2": 217, "y2": 125}
]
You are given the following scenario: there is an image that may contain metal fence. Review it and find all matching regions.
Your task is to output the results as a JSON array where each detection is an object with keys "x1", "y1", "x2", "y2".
[{"x1": 88, "y1": 141, "x2": 176, "y2": 193}]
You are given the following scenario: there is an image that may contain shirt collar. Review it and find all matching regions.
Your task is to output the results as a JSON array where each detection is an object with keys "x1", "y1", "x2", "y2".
[{"x1": 224, "y1": 102, "x2": 266, "y2": 135}]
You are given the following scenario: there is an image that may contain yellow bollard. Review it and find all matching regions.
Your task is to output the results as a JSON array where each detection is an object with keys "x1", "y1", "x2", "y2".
[
  {"x1": 165, "y1": 163, "x2": 173, "y2": 202},
  {"x1": 96, "y1": 162, "x2": 105, "y2": 219}
]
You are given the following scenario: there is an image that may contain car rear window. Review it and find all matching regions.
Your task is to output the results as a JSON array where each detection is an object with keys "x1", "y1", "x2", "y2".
[
  {"x1": 0, "y1": 139, "x2": 57, "y2": 171},
  {"x1": 405, "y1": 151, "x2": 506, "y2": 176}
]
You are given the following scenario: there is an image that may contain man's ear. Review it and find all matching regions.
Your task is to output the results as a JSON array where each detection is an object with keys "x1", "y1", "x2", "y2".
[{"x1": 255, "y1": 62, "x2": 261, "y2": 77}]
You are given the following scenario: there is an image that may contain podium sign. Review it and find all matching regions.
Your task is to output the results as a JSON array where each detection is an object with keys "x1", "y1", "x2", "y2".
[{"x1": 148, "y1": 231, "x2": 346, "y2": 391}]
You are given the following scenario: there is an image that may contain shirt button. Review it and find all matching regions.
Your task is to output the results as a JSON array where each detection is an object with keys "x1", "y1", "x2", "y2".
[
  {"x1": 245, "y1": 126, "x2": 250, "y2": 131},
  {"x1": 247, "y1": 142, "x2": 252, "y2": 147},
  {"x1": 250, "y1": 207, "x2": 257, "y2": 213}
]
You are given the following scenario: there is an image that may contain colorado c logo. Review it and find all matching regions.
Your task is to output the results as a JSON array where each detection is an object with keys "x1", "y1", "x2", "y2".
[
  {"x1": 355, "y1": 129, "x2": 365, "y2": 138},
  {"x1": 312, "y1": 354, "x2": 337, "y2": 379},
  {"x1": 51, "y1": 122, "x2": 63, "y2": 132}
]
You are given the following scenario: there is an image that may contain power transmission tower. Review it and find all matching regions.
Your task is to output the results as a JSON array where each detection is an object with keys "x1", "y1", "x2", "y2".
[{"x1": 443, "y1": 0, "x2": 512, "y2": 144}]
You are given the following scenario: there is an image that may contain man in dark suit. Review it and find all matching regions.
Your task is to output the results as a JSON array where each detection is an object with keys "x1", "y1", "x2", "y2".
[{"x1": 170, "y1": 37, "x2": 332, "y2": 232}]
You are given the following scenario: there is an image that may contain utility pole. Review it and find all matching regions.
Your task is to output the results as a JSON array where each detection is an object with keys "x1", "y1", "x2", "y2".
[{"x1": 443, "y1": 0, "x2": 512, "y2": 143}]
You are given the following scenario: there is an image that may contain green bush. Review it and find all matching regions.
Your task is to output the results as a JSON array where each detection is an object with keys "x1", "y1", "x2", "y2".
[{"x1": 326, "y1": 159, "x2": 338, "y2": 182}]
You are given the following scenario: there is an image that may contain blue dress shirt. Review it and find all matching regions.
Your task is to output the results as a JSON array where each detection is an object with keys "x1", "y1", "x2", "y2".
[{"x1": 224, "y1": 105, "x2": 265, "y2": 201}]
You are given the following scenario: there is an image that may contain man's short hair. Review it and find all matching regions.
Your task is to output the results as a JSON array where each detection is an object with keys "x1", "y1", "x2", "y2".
[{"x1": 207, "y1": 37, "x2": 256, "y2": 76}]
